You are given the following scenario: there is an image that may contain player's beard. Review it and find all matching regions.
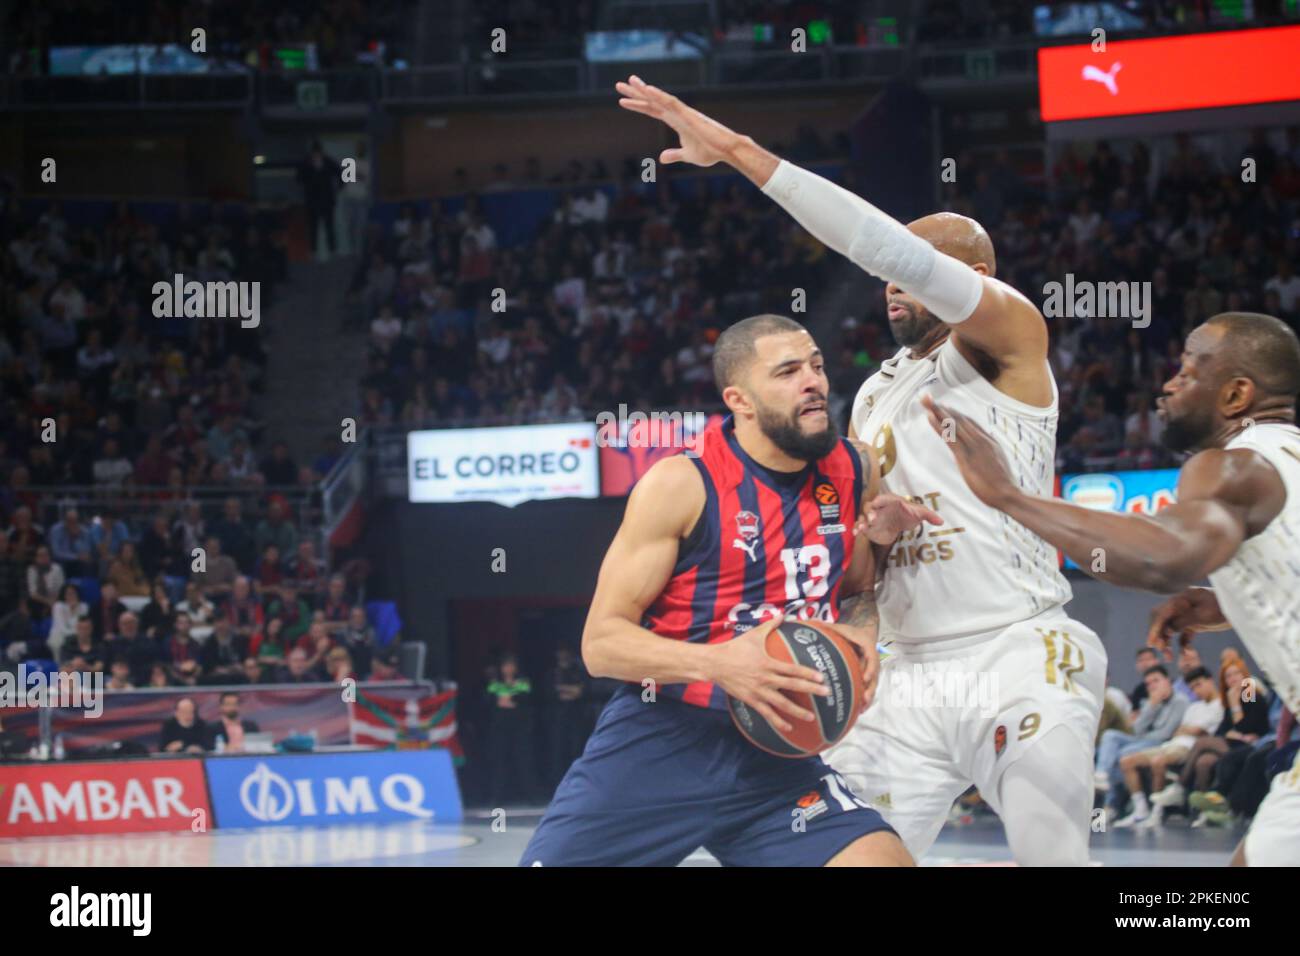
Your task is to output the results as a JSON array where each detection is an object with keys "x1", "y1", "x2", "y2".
[
  {"x1": 1159, "y1": 405, "x2": 1214, "y2": 454},
  {"x1": 889, "y1": 299, "x2": 943, "y2": 349},
  {"x1": 755, "y1": 398, "x2": 839, "y2": 462}
]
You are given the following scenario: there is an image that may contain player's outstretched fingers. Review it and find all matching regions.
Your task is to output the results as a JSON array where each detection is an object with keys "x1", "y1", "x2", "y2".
[
  {"x1": 771, "y1": 658, "x2": 830, "y2": 696},
  {"x1": 760, "y1": 686, "x2": 815, "y2": 724},
  {"x1": 750, "y1": 696, "x2": 794, "y2": 734}
]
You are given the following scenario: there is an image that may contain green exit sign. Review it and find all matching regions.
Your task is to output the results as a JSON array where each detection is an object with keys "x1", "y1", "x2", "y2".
[{"x1": 296, "y1": 81, "x2": 328, "y2": 110}]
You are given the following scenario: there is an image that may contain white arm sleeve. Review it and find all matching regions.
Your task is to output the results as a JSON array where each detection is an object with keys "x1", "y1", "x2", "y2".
[{"x1": 760, "y1": 160, "x2": 984, "y2": 323}]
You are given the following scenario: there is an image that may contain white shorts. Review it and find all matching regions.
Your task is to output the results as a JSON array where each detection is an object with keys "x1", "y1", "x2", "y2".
[
  {"x1": 1243, "y1": 751, "x2": 1300, "y2": 866},
  {"x1": 825, "y1": 609, "x2": 1106, "y2": 857}
]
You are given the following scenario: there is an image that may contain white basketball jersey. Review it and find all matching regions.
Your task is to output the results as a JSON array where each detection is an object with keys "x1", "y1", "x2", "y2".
[
  {"x1": 1207, "y1": 423, "x2": 1300, "y2": 716},
  {"x1": 851, "y1": 339, "x2": 1072, "y2": 641}
]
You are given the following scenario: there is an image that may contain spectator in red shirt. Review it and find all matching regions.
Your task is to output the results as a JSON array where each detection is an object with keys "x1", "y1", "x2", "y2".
[
  {"x1": 257, "y1": 543, "x2": 284, "y2": 592},
  {"x1": 223, "y1": 574, "x2": 264, "y2": 641},
  {"x1": 134, "y1": 435, "x2": 173, "y2": 486},
  {"x1": 294, "y1": 618, "x2": 334, "y2": 673},
  {"x1": 164, "y1": 612, "x2": 201, "y2": 668}
]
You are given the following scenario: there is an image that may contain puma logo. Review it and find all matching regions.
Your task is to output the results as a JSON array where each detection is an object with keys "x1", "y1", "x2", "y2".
[
  {"x1": 1081, "y1": 62, "x2": 1121, "y2": 96},
  {"x1": 733, "y1": 538, "x2": 759, "y2": 562}
]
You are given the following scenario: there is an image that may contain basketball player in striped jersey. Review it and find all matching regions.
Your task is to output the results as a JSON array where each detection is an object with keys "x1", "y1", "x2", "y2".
[
  {"x1": 618, "y1": 75, "x2": 1106, "y2": 865},
  {"x1": 927, "y1": 312, "x2": 1300, "y2": 866},
  {"x1": 521, "y1": 315, "x2": 938, "y2": 866}
]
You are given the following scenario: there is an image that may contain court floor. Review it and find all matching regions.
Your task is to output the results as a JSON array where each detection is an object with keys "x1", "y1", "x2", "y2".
[{"x1": 0, "y1": 807, "x2": 1241, "y2": 866}]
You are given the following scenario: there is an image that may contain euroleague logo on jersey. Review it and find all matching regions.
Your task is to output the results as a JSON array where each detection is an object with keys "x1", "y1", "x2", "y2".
[{"x1": 814, "y1": 482, "x2": 841, "y2": 522}]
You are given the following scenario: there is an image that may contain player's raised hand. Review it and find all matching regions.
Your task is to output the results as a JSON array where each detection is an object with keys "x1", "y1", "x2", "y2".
[
  {"x1": 857, "y1": 492, "x2": 943, "y2": 545},
  {"x1": 709, "y1": 613, "x2": 830, "y2": 733},
  {"x1": 920, "y1": 394, "x2": 1017, "y2": 509},
  {"x1": 615, "y1": 75, "x2": 740, "y2": 168},
  {"x1": 1146, "y1": 587, "x2": 1230, "y2": 659}
]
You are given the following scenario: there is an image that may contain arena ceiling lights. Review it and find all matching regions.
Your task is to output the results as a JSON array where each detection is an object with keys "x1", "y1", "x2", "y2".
[{"x1": 1037, "y1": 25, "x2": 1300, "y2": 122}]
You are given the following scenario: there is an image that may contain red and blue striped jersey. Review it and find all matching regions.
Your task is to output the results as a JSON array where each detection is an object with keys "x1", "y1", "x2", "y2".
[{"x1": 642, "y1": 415, "x2": 864, "y2": 710}]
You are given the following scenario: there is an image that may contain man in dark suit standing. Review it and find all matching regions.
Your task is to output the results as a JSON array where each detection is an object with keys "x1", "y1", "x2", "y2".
[{"x1": 298, "y1": 141, "x2": 341, "y2": 260}]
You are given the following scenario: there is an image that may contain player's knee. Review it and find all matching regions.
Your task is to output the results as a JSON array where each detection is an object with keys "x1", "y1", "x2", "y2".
[{"x1": 999, "y1": 727, "x2": 1092, "y2": 866}]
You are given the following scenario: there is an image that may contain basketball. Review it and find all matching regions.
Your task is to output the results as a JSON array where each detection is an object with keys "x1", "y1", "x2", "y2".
[{"x1": 727, "y1": 621, "x2": 867, "y2": 758}]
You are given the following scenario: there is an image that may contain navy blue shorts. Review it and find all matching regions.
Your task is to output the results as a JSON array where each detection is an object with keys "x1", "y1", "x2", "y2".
[{"x1": 520, "y1": 685, "x2": 894, "y2": 866}]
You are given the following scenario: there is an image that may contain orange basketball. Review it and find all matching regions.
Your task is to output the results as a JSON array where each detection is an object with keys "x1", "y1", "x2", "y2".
[{"x1": 727, "y1": 620, "x2": 867, "y2": 758}]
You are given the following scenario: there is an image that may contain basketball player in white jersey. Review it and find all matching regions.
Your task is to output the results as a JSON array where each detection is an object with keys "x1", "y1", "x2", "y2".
[
  {"x1": 617, "y1": 75, "x2": 1105, "y2": 865},
  {"x1": 926, "y1": 312, "x2": 1300, "y2": 866}
]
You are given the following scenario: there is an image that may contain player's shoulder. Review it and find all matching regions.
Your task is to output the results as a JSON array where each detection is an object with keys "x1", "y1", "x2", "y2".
[
  {"x1": 625, "y1": 454, "x2": 706, "y2": 531},
  {"x1": 1178, "y1": 443, "x2": 1284, "y2": 504}
]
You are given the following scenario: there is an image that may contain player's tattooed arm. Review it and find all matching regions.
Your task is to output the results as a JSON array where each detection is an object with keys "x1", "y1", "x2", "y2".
[{"x1": 838, "y1": 588, "x2": 879, "y2": 636}]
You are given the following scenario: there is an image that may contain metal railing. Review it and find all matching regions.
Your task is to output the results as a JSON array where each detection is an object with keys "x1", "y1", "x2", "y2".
[
  {"x1": 19, "y1": 484, "x2": 320, "y2": 537},
  {"x1": 7, "y1": 17, "x2": 1298, "y2": 111},
  {"x1": 1, "y1": 44, "x2": 910, "y2": 111}
]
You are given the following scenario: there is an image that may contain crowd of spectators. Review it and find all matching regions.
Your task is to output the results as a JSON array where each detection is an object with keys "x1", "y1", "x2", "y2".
[
  {"x1": 1095, "y1": 645, "x2": 1296, "y2": 831},
  {"x1": 348, "y1": 151, "x2": 843, "y2": 431},
  {"x1": 3, "y1": 0, "x2": 410, "y2": 74},
  {"x1": 0, "y1": 493, "x2": 389, "y2": 688},
  {"x1": 904, "y1": 126, "x2": 1300, "y2": 473},
  {"x1": 0, "y1": 186, "x2": 387, "y2": 689},
  {"x1": 348, "y1": 123, "x2": 1300, "y2": 481}
]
